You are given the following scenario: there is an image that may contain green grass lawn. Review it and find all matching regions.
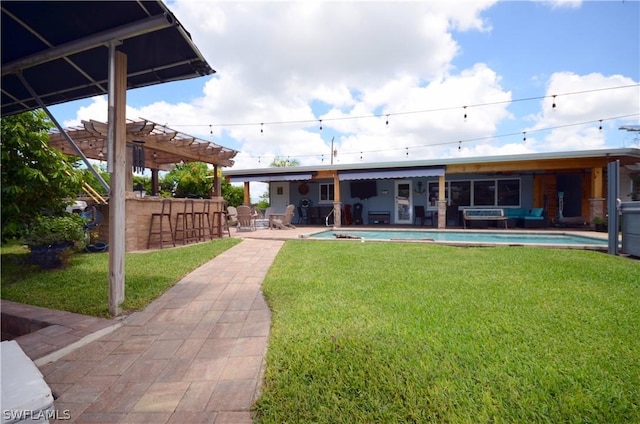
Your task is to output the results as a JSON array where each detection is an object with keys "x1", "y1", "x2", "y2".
[
  {"x1": 257, "y1": 241, "x2": 640, "y2": 423},
  {"x1": 1, "y1": 238, "x2": 240, "y2": 317}
]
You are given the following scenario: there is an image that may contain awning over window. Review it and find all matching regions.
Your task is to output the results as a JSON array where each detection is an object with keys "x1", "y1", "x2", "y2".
[
  {"x1": 339, "y1": 167, "x2": 445, "y2": 181},
  {"x1": 228, "y1": 173, "x2": 314, "y2": 183}
]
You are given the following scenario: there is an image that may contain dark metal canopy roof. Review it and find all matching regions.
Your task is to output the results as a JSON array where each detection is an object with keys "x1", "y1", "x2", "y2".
[{"x1": 1, "y1": 1, "x2": 215, "y2": 116}]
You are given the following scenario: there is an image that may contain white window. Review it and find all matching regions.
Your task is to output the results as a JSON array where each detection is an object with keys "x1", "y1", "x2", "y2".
[{"x1": 319, "y1": 183, "x2": 335, "y2": 203}]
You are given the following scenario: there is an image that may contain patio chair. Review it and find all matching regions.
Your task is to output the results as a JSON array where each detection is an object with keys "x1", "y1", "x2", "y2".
[
  {"x1": 269, "y1": 204, "x2": 296, "y2": 229},
  {"x1": 227, "y1": 206, "x2": 238, "y2": 227},
  {"x1": 236, "y1": 205, "x2": 256, "y2": 231}
]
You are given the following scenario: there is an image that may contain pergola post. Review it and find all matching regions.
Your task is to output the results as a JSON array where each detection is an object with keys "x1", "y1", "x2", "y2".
[
  {"x1": 333, "y1": 173, "x2": 342, "y2": 228},
  {"x1": 213, "y1": 165, "x2": 221, "y2": 197},
  {"x1": 589, "y1": 166, "x2": 606, "y2": 229},
  {"x1": 244, "y1": 181, "x2": 250, "y2": 205},
  {"x1": 108, "y1": 49, "x2": 127, "y2": 316},
  {"x1": 151, "y1": 169, "x2": 159, "y2": 196}
]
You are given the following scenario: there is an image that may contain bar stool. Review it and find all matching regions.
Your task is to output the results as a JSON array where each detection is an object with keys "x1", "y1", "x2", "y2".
[
  {"x1": 193, "y1": 200, "x2": 212, "y2": 241},
  {"x1": 174, "y1": 199, "x2": 198, "y2": 244},
  {"x1": 147, "y1": 199, "x2": 175, "y2": 249},
  {"x1": 211, "y1": 210, "x2": 231, "y2": 238}
]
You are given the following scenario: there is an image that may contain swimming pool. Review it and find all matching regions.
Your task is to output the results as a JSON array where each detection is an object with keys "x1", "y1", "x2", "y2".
[{"x1": 309, "y1": 229, "x2": 608, "y2": 248}]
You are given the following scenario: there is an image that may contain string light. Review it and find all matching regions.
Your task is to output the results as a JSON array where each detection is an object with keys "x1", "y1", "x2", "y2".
[
  {"x1": 599, "y1": 120, "x2": 603, "y2": 131},
  {"x1": 406, "y1": 147, "x2": 409, "y2": 157},
  {"x1": 171, "y1": 85, "x2": 636, "y2": 131},
  {"x1": 234, "y1": 113, "x2": 638, "y2": 163},
  {"x1": 319, "y1": 119, "x2": 323, "y2": 131},
  {"x1": 523, "y1": 131, "x2": 527, "y2": 142},
  {"x1": 261, "y1": 123, "x2": 264, "y2": 134},
  {"x1": 386, "y1": 114, "x2": 390, "y2": 126},
  {"x1": 463, "y1": 106, "x2": 468, "y2": 121},
  {"x1": 209, "y1": 124, "x2": 212, "y2": 135},
  {"x1": 218, "y1": 113, "x2": 640, "y2": 160}
]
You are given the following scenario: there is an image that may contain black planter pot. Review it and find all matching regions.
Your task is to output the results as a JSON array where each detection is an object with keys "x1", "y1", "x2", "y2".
[{"x1": 30, "y1": 242, "x2": 73, "y2": 269}]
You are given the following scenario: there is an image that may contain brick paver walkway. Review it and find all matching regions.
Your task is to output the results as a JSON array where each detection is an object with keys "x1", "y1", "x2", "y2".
[{"x1": 37, "y1": 238, "x2": 284, "y2": 424}]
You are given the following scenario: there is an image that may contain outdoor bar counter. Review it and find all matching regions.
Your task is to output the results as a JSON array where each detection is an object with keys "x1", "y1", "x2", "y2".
[{"x1": 95, "y1": 194, "x2": 228, "y2": 252}]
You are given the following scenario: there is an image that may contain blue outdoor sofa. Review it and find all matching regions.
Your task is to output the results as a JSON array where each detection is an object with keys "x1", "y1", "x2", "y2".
[{"x1": 503, "y1": 208, "x2": 546, "y2": 228}]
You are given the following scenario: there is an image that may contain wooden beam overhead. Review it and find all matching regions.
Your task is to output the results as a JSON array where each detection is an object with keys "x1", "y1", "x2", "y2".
[
  {"x1": 47, "y1": 119, "x2": 238, "y2": 167},
  {"x1": 446, "y1": 157, "x2": 611, "y2": 174}
]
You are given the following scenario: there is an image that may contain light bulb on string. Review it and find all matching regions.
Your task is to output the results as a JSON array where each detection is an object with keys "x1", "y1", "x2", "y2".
[
  {"x1": 458, "y1": 141, "x2": 461, "y2": 151},
  {"x1": 523, "y1": 132, "x2": 527, "y2": 142},
  {"x1": 260, "y1": 123, "x2": 264, "y2": 134},
  {"x1": 406, "y1": 147, "x2": 409, "y2": 157},
  {"x1": 463, "y1": 106, "x2": 468, "y2": 121},
  {"x1": 319, "y1": 120, "x2": 323, "y2": 131},
  {"x1": 321, "y1": 154, "x2": 324, "y2": 163},
  {"x1": 360, "y1": 151, "x2": 363, "y2": 161},
  {"x1": 386, "y1": 114, "x2": 390, "y2": 126},
  {"x1": 599, "y1": 120, "x2": 603, "y2": 131},
  {"x1": 258, "y1": 156, "x2": 261, "y2": 164},
  {"x1": 209, "y1": 124, "x2": 213, "y2": 135},
  {"x1": 552, "y1": 95, "x2": 557, "y2": 109}
]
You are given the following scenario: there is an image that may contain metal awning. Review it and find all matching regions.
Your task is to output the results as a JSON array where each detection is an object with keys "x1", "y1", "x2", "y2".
[
  {"x1": 1, "y1": 1, "x2": 214, "y2": 116},
  {"x1": 228, "y1": 173, "x2": 315, "y2": 183},
  {"x1": 339, "y1": 167, "x2": 445, "y2": 181}
]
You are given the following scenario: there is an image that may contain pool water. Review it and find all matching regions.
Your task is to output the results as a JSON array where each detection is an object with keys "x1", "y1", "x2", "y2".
[{"x1": 310, "y1": 229, "x2": 608, "y2": 247}]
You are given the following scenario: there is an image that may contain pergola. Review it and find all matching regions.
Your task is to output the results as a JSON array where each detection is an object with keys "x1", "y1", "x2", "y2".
[{"x1": 48, "y1": 119, "x2": 237, "y2": 170}]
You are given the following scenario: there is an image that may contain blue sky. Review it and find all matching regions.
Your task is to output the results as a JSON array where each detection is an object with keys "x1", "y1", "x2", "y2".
[{"x1": 50, "y1": 0, "x2": 640, "y2": 170}]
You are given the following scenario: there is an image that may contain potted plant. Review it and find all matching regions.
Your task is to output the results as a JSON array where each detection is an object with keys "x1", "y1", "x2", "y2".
[
  {"x1": 23, "y1": 214, "x2": 86, "y2": 269},
  {"x1": 593, "y1": 216, "x2": 608, "y2": 232}
]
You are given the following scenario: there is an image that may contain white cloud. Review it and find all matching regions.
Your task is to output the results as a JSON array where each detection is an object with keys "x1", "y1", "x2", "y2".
[
  {"x1": 59, "y1": 1, "x2": 638, "y2": 172},
  {"x1": 523, "y1": 72, "x2": 639, "y2": 151},
  {"x1": 535, "y1": 0, "x2": 582, "y2": 10},
  {"x1": 161, "y1": 1, "x2": 503, "y2": 166}
]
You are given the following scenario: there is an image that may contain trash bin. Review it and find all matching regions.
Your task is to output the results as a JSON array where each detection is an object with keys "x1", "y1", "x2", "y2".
[{"x1": 1, "y1": 341, "x2": 55, "y2": 424}]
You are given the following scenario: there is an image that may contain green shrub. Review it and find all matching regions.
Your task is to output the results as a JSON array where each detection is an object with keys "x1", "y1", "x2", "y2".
[{"x1": 22, "y1": 214, "x2": 86, "y2": 248}]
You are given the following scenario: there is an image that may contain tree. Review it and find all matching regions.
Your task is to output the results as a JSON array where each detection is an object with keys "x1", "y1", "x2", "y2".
[
  {"x1": 269, "y1": 156, "x2": 300, "y2": 167},
  {"x1": 256, "y1": 191, "x2": 270, "y2": 210},
  {"x1": 161, "y1": 162, "x2": 213, "y2": 198},
  {"x1": 221, "y1": 179, "x2": 245, "y2": 207},
  {"x1": 1, "y1": 111, "x2": 83, "y2": 242}
]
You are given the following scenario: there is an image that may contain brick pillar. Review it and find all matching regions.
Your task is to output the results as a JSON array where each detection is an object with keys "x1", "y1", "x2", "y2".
[
  {"x1": 437, "y1": 200, "x2": 447, "y2": 229},
  {"x1": 589, "y1": 198, "x2": 606, "y2": 230},
  {"x1": 333, "y1": 202, "x2": 342, "y2": 228}
]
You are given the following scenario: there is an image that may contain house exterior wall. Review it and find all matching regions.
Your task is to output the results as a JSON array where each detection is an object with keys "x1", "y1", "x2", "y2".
[{"x1": 282, "y1": 174, "x2": 542, "y2": 225}]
